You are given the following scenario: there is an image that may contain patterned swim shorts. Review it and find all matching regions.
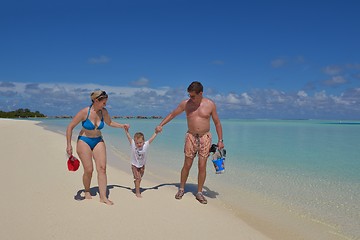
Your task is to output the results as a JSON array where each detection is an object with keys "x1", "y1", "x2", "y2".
[{"x1": 184, "y1": 132, "x2": 212, "y2": 159}]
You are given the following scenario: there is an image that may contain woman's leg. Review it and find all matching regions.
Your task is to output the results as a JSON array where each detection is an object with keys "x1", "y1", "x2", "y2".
[
  {"x1": 76, "y1": 140, "x2": 94, "y2": 199},
  {"x1": 93, "y1": 142, "x2": 113, "y2": 205}
]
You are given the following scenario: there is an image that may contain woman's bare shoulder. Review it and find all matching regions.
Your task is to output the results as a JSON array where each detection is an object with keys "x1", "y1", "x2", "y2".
[
  {"x1": 74, "y1": 106, "x2": 89, "y2": 119},
  {"x1": 100, "y1": 107, "x2": 109, "y2": 117},
  {"x1": 80, "y1": 106, "x2": 90, "y2": 114}
]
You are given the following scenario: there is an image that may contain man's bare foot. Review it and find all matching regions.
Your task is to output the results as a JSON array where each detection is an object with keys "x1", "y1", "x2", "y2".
[
  {"x1": 100, "y1": 198, "x2": 114, "y2": 205},
  {"x1": 84, "y1": 191, "x2": 92, "y2": 199}
]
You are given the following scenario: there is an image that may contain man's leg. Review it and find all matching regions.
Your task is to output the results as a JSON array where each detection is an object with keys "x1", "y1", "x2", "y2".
[
  {"x1": 195, "y1": 133, "x2": 211, "y2": 204},
  {"x1": 197, "y1": 155, "x2": 208, "y2": 193},
  {"x1": 175, "y1": 156, "x2": 194, "y2": 199},
  {"x1": 180, "y1": 156, "x2": 195, "y2": 189}
]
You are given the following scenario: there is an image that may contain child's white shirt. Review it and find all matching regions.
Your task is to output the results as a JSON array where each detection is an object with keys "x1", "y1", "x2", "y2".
[{"x1": 130, "y1": 139, "x2": 150, "y2": 168}]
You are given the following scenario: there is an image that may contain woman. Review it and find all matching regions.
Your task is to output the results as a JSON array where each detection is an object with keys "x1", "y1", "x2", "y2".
[{"x1": 66, "y1": 90, "x2": 129, "y2": 205}]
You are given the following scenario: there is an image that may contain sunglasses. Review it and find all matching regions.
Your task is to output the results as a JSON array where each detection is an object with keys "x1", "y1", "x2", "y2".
[
  {"x1": 188, "y1": 93, "x2": 198, "y2": 99},
  {"x1": 96, "y1": 91, "x2": 108, "y2": 100}
]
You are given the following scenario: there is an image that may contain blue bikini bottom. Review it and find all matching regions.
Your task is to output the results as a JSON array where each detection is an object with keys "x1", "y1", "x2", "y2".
[{"x1": 78, "y1": 136, "x2": 103, "y2": 150}]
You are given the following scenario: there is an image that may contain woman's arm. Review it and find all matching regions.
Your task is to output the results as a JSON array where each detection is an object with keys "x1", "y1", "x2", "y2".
[
  {"x1": 66, "y1": 108, "x2": 86, "y2": 155},
  {"x1": 103, "y1": 108, "x2": 129, "y2": 129}
]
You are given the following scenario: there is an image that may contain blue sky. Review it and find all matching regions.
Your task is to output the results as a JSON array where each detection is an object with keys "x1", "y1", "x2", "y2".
[{"x1": 1, "y1": 0, "x2": 360, "y2": 119}]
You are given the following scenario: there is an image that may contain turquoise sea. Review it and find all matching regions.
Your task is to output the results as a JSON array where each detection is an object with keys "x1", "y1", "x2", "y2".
[{"x1": 39, "y1": 118, "x2": 360, "y2": 239}]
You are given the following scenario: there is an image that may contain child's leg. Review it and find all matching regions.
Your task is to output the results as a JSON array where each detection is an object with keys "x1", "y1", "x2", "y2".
[
  {"x1": 134, "y1": 178, "x2": 141, "y2": 198},
  {"x1": 132, "y1": 165, "x2": 143, "y2": 198},
  {"x1": 137, "y1": 166, "x2": 145, "y2": 197}
]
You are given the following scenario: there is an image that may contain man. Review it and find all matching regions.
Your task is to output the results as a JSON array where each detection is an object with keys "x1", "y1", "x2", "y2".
[{"x1": 156, "y1": 81, "x2": 224, "y2": 204}]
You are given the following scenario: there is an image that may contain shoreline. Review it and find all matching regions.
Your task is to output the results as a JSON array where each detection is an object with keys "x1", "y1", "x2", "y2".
[
  {"x1": 5, "y1": 118, "x2": 356, "y2": 240},
  {"x1": 103, "y1": 129, "x2": 355, "y2": 240},
  {"x1": 0, "y1": 118, "x2": 271, "y2": 240}
]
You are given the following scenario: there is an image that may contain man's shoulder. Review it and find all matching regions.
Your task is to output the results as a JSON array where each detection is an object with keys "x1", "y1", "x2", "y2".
[
  {"x1": 179, "y1": 99, "x2": 189, "y2": 107},
  {"x1": 203, "y1": 97, "x2": 216, "y2": 105}
]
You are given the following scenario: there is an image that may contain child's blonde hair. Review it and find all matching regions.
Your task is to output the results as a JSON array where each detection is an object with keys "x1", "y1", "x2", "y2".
[{"x1": 134, "y1": 132, "x2": 145, "y2": 140}]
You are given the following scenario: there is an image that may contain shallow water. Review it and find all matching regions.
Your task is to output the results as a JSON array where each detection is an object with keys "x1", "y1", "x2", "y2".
[{"x1": 39, "y1": 118, "x2": 360, "y2": 239}]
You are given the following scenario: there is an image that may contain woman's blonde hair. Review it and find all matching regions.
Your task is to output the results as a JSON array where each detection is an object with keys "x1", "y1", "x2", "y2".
[{"x1": 90, "y1": 90, "x2": 108, "y2": 102}]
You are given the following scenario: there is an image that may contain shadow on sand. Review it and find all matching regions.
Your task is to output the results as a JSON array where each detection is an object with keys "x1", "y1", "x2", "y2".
[{"x1": 74, "y1": 182, "x2": 219, "y2": 200}]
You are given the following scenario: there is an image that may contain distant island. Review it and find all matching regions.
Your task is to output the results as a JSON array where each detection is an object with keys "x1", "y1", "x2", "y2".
[
  {"x1": 0, "y1": 108, "x2": 46, "y2": 118},
  {"x1": 0, "y1": 108, "x2": 162, "y2": 120}
]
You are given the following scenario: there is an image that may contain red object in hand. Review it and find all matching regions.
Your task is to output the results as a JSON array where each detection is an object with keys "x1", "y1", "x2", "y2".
[{"x1": 67, "y1": 155, "x2": 80, "y2": 171}]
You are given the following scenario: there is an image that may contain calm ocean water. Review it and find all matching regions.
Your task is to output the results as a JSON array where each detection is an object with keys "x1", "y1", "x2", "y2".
[{"x1": 38, "y1": 118, "x2": 360, "y2": 239}]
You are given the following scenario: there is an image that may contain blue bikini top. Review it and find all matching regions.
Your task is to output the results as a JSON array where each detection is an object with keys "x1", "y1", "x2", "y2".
[{"x1": 82, "y1": 105, "x2": 104, "y2": 130}]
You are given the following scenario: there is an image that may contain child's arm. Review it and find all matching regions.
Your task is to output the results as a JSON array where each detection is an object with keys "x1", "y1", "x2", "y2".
[
  {"x1": 124, "y1": 127, "x2": 132, "y2": 144},
  {"x1": 148, "y1": 129, "x2": 159, "y2": 144}
]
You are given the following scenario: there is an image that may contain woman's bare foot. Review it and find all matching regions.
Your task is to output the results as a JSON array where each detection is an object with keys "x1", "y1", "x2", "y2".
[
  {"x1": 100, "y1": 198, "x2": 114, "y2": 205},
  {"x1": 84, "y1": 191, "x2": 92, "y2": 200}
]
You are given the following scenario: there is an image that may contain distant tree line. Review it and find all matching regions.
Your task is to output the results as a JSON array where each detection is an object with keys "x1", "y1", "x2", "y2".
[{"x1": 0, "y1": 108, "x2": 46, "y2": 118}]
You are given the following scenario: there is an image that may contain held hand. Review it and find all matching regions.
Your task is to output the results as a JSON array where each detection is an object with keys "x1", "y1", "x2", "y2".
[
  {"x1": 155, "y1": 125, "x2": 162, "y2": 133},
  {"x1": 123, "y1": 124, "x2": 130, "y2": 130}
]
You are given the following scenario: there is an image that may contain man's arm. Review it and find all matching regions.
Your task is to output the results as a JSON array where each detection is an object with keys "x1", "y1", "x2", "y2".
[
  {"x1": 211, "y1": 103, "x2": 224, "y2": 149},
  {"x1": 156, "y1": 100, "x2": 186, "y2": 132}
]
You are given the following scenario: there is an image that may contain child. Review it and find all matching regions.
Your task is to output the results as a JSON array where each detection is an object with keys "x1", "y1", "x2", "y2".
[{"x1": 124, "y1": 127, "x2": 158, "y2": 198}]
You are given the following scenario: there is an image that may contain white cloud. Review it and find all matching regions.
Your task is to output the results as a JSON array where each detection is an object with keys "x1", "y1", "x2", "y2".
[
  {"x1": 131, "y1": 77, "x2": 150, "y2": 87},
  {"x1": 226, "y1": 93, "x2": 241, "y2": 104},
  {"x1": 297, "y1": 90, "x2": 308, "y2": 98},
  {"x1": 322, "y1": 65, "x2": 342, "y2": 75},
  {"x1": 0, "y1": 82, "x2": 15, "y2": 88},
  {"x1": 346, "y1": 63, "x2": 360, "y2": 70},
  {"x1": 240, "y1": 93, "x2": 253, "y2": 105},
  {"x1": 314, "y1": 90, "x2": 328, "y2": 101},
  {"x1": 218, "y1": 93, "x2": 253, "y2": 106},
  {"x1": 261, "y1": 89, "x2": 287, "y2": 104},
  {"x1": 295, "y1": 91, "x2": 309, "y2": 106},
  {"x1": 323, "y1": 76, "x2": 347, "y2": 86},
  {"x1": 331, "y1": 95, "x2": 351, "y2": 105},
  {"x1": 271, "y1": 58, "x2": 286, "y2": 68},
  {"x1": 1, "y1": 82, "x2": 360, "y2": 119},
  {"x1": 88, "y1": 55, "x2": 111, "y2": 64}
]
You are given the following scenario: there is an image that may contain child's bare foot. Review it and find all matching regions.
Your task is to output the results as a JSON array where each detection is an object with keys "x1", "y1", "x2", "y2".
[
  {"x1": 100, "y1": 198, "x2": 114, "y2": 205},
  {"x1": 84, "y1": 191, "x2": 92, "y2": 199},
  {"x1": 136, "y1": 192, "x2": 142, "y2": 198}
]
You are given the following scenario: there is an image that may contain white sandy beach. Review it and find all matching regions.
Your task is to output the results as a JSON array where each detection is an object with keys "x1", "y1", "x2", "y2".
[{"x1": 0, "y1": 118, "x2": 272, "y2": 240}]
